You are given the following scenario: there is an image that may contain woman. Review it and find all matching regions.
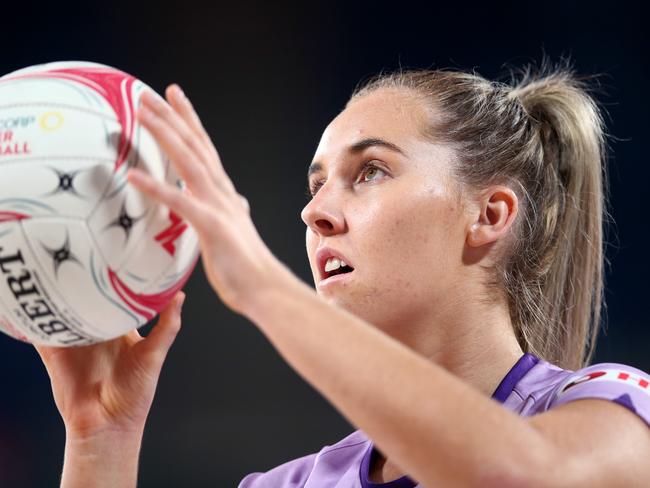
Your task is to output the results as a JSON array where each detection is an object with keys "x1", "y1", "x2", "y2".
[{"x1": 36, "y1": 62, "x2": 650, "y2": 487}]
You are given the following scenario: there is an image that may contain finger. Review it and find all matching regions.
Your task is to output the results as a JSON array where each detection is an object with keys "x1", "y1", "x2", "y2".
[
  {"x1": 137, "y1": 102, "x2": 214, "y2": 200},
  {"x1": 134, "y1": 291, "x2": 185, "y2": 369},
  {"x1": 140, "y1": 91, "x2": 217, "y2": 182},
  {"x1": 32, "y1": 343, "x2": 72, "y2": 386},
  {"x1": 127, "y1": 168, "x2": 207, "y2": 229},
  {"x1": 165, "y1": 85, "x2": 219, "y2": 160},
  {"x1": 160, "y1": 86, "x2": 236, "y2": 195},
  {"x1": 33, "y1": 344, "x2": 55, "y2": 369}
]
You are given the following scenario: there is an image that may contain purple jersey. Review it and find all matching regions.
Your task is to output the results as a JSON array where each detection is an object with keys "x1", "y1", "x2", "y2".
[{"x1": 239, "y1": 354, "x2": 650, "y2": 488}]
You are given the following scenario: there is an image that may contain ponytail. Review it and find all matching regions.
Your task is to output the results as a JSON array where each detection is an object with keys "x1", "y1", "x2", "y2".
[{"x1": 507, "y1": 65, "x2": 607, "y2": 369}]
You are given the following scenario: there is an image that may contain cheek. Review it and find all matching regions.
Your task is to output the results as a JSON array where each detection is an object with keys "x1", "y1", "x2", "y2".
[
  {"x1": 305, "y1": 228, "x2": 319, "y2": 272},
  {"x1": 368, "y1": 195, "x2": 461, "y2": 276}
]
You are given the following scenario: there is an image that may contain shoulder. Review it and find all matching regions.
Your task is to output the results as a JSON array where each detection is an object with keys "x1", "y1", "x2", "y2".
[
  {"x1": 549, "y1": 362, "x2": 650, "y2": 427},
  {"x1": 524, "y1": 363, "x2": 650, "y2": 487},
  {"x1": 238, "y1": 430, "x2": 370, "y2": 488},
  {"x1": 505, "y1": 356, "x2": 650, "y2": 428},
  {"x1": 508, "y1": 360, "x2": 650, "y2": 486}
]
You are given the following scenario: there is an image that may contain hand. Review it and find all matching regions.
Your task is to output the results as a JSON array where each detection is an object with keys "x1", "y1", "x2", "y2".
[
  {"x1": 128, "y1": 86, "x2": 285, "y2": 314},
  {"x1": 35, "y1": 292, "x2": 185, "y2": 438}
]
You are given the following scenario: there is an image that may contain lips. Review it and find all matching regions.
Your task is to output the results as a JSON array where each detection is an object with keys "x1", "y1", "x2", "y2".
[{"x1": 316, "y1": 247, "x2": 355, "y2": 281}]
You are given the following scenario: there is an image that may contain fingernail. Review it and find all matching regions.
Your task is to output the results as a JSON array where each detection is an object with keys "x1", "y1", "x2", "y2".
[{"x1": 174, "y1": 84, "x2": 186, "y2": 99}]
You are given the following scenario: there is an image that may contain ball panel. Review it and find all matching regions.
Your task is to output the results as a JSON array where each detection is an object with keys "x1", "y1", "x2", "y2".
[
  {"x1": 0, "y1": 77, "x2": 116, "y2": 116},
  {"x1": 139, "y1": 186, "x2": 199, "y2": 297},
  {"x1": 123, "y1": 113, "x2": 168, "y2": 180},
  {"x1": 0, "y1": 160, "x2": 116, "y2": 220},
  {"x1": 86, "y1": 173, "x2": 154, "y2": 276},
  {"x1": 87, "y1": 119, "x2": 179, "y2": 287},
  {"x1": 2, "y1": 62, "x2": 142, "y2": 174},
  {"x1": 15, "y1": 218, "x2": 144, "y2": 345},
  {"x1": 0, "y1": 106, "x2": 120, "y2": 164},
  {"x1": 0, "y1": 220, "x2": 34, "y2": 343},
  {"x1": 145, "y1": 157, "x2": 200, "y2": 293},
  {"x1": 0, "y1": 219, "x2": 97, "y2": 345},
  {"x1": 144, "y1": 249, "x2": 199, "y2": 312},
  {"x1": 111, "y1": 205, "x2": 198, "y2": 294}
]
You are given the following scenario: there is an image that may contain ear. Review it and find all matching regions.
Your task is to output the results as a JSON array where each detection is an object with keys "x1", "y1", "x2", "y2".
[{"x1": 466, "y1": 186, "x2": 518, "y2": 248}]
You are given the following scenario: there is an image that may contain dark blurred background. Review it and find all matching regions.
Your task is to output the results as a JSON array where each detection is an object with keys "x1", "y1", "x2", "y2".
[{"x1": 0, "y1": 1, "x2": 647, "y2": 486}]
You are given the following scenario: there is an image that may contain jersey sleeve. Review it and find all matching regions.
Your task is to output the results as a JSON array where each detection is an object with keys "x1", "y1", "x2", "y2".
[
  {"x1": 237, "y1": 453, "x2": 317, "y2": 488},
  {"x1": 549, "y1": 362, "x2": 650, "y2": 427}
]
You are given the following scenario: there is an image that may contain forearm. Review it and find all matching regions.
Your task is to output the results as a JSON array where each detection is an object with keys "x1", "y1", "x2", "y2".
[
  {"x1": 243, "y1": 267, "x2": 553, "y2": 486},
  {"x1": 61, "y1": 429, "x2": 143, "y2": 488}
]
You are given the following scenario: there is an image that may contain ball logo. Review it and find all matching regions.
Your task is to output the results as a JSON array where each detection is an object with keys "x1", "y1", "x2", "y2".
[
  {"x1": 39, "y1": 111, "x2": 65, "y2": 132},
  {"x1": 155, "y1": 210, "x2": 188, "y2": 256},
  {"x1": 0, "y1": 116, "x2": 35, "y2": 129},
  {"x1": 0, "y1": 245, "x2": 91, "y2": 345},
  {"x1": 0, "y1": 128, "x2": 31, "y2": 156}
]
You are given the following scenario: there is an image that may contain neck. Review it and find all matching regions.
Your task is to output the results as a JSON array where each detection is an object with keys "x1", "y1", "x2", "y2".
[
  {"x1": 369, "y1": 301, "x2": 524, "y2": 483},
  {"x1": 390, "y1": 294, "x2": 524, "y2": 397},
  {"x1": 430, "y1": 307, "x2": 524, "y2": 397}
]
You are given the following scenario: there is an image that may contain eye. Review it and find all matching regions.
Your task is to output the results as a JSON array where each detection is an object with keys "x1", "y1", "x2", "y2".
[
  {"x1": 306, "y1": 161, "x2": 387, "y2": 198},
  {"x1": 358, "y1": 162, "x2": 386, "y2": 183},
  {"x1": 307, "y1": 179, "x2": 325, "y2": 197}
]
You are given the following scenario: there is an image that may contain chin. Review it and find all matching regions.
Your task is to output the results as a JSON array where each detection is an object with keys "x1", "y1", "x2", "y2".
[{"x1": 325, "y1": 295, "x2": 391, "y2": 328}]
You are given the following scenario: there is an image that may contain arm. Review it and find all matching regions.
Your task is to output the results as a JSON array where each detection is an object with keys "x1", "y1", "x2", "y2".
[
  {"x1": 36, "y1": 292, "x2": 185, "y2": 488},
  {"x1": 132, "y1": 86, "x2": 650, "y2": 488},
  {"x1": 60, "y1": 430, "x2": 143, "y2": 488},
  {"x1": 245, "y1": 272, "x2": 650, "y2": 487}
]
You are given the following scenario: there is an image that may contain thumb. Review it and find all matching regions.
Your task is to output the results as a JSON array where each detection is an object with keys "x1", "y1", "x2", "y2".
[
  {"x1": 33, "y1": 343, "x2": 57, "y2": 377},
  {"x1": 134, "y1": 291, "x2": 185, "y2": 370}
]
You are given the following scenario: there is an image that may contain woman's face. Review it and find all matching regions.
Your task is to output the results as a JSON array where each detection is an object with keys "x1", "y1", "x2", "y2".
[{"x1": 301, "y1": 89, "x2": 472, "y2": 334}]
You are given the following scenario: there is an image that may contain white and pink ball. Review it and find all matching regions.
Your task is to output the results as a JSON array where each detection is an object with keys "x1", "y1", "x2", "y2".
[{"x1": 0, "y1": 61, "x2": 199, "y2": 346}]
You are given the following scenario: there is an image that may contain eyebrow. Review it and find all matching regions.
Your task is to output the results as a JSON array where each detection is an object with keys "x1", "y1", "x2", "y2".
[{"x1": 307, "y1": 137, "x2": 406, "y2": 178}]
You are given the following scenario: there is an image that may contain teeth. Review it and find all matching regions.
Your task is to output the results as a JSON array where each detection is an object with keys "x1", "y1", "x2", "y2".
[{"x1": 324, "y1": 257, "x2": 341, "y2": 273}]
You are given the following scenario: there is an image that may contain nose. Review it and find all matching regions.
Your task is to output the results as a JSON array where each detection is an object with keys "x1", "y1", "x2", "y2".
[{"x1": 300, "y1": 185, "x2": 346, "y2": 237}]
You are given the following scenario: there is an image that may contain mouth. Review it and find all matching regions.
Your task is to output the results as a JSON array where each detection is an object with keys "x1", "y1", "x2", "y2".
[
  {"x1": 322, "y1": 258, "x2": 355, "y2": 280},
  {"x1": 316, "y1": 248, "x2": 355, "y2": 283}
]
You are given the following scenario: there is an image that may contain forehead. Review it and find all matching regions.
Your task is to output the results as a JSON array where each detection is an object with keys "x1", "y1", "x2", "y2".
[{"x1": 314, "y1": 88, "x2": 428, "y2": 159}]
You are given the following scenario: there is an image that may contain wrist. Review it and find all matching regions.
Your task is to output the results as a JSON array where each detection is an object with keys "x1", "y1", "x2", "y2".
[
  {"x1": 239, "y1": 257, "x2": 298, "y2": 314},
  {"x1": 62, "y1": 428, "x2": 144, "y2": 488},
  {"x1": 65, "y1": 424, "x2": 144, "y2": 446},
  {"x1": 240, "y1": 259, "x2": 311, "y2": 329},
  {"x1": 63, "y1": 419, "x2": 146, "y2": 450}
]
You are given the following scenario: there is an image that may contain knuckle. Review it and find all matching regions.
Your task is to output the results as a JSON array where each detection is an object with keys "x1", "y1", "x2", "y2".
[
  {"x1": 166, "y1": 188, "x2": 185, "y2": 208},
  {"x1": 159, "y1": 99, "x2": 174, "y2": 116},
  {"x1": 199, "y1": 160, "x2": 213, "y2": 179},
  {"x1": 188, "y1": 138, "x2": 206, "y2": 159}
]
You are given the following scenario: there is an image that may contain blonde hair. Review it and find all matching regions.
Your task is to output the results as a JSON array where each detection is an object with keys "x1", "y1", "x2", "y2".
[{"x1": 351, "y1": 60, "x2": 608, "y2": 370}]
